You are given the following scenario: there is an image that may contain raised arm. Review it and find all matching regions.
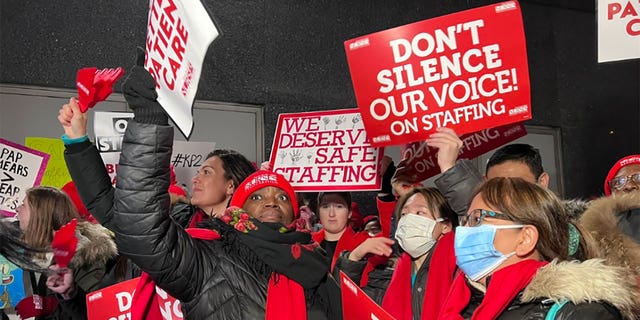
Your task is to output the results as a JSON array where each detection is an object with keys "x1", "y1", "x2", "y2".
[
  {"x1": 428, "y1": 127, "x2": 482, "y2": 218},
  {"x1": 59, "y1": 97, "x2": 116, "y2": 228}
]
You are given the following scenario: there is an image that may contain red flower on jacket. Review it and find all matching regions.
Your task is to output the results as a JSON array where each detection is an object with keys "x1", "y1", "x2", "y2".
[
  {"x1": 222, "y1": 206, "x2": 258, "y2": 233},
  {"x1": 291, "y1": 243, "x2": 302, "y2": 259}
]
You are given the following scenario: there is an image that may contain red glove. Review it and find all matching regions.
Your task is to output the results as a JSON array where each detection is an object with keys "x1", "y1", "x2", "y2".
[
  {"x1": 76, "y1": 67, "x2": 125, "y2": 112},
  {"x1": 51, "y1": 219, "x2": 78, "y2": 268},
  {"x1": 15, "y1": 295, "x2": 59, "y2": 319},
  {"x1": 94, "y1": 67, "x2": 125, "y2": 102},
  {"x1": 76, "y1": 67, "x2": 98, "y2": 112}
]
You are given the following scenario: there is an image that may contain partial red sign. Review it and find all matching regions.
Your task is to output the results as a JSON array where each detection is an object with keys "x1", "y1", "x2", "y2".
[
  {"x1": 395, "y1": 123, "x2": 527, "y2": 183},
  {"x1": 340, "y1": 271, "x2": 395, "y2": 320},
  {"x1": 86, "y1": 277, "x2": 139, "y2": 320},
  {"x1": 344, "y1": 1, "x2": 530, "y2": 147},
  {"x1": 86, "y1": 277, "x2": 183, "y2": 320},
  {"x1": 270, "y1": 109, "x2": 384, "y2": 192}
]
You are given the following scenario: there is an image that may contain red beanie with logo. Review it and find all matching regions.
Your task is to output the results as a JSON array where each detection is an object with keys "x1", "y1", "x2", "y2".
[
  {"x1": 604, "y1": 154, "x2": 640, "y2": 196},
  {"x1": 230, "y1": 170, "x2": 299, "y2": 218}
]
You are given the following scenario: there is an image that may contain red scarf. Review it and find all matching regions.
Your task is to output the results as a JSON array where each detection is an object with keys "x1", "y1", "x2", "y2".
[
  {"x1": 381, "y1": 232, "x2": 457, "y2": 320},
  {"x1": 130, "y1": 228, "x2": 309, "y2": 320},
  {"x1": 187, "y1": 210, "x2": 208, "y2": 228},
  {"x1": 312, "y1": 227, "x2": 369, "y2": 271},
  {"x1": 265, "y1": 273, "x2": 306, "y2": 319},
  {"x1": 376, "y1": 197, "x2": 396, "y2": 238},
  {"x1": 439, "y1": 259, "x2": 548, "y2": 320}
]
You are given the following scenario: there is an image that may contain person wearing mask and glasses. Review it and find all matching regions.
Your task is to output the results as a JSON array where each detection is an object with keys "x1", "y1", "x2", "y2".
[{"x1": 439, "y1": 178, "x2": 638, "y2": 320}]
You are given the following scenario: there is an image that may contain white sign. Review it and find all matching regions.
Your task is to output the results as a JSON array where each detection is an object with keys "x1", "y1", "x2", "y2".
[
  {"x1": 144, "y1": 0, "x2": 219, "y2": 138},
  {"x1": 94, "y1": 111, "x2": 134, "y2": 185},
  {"x1": 598, "y1": 0, "x2": 640, "y2": 62},
  {"x1": 94, "y1": 111, "x2": 215, "y2": 194},
  {"x1": 172, "y1": 140, "x2": 216, "y2": 195},
  {"x1": 0, "y1": 138, "x2": 50, "y2": 216},
  {"x1": 269, "y1": 109, "x2": 384, "y2": 192}
]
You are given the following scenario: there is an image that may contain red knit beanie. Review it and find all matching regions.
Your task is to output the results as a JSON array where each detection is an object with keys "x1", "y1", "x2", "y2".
[
  {"x1": 604, "y1": 154, "x2": 640, "y2": 195},
  {"x1": 230, "y1": 170, "x2": 299, "y2": 218}
]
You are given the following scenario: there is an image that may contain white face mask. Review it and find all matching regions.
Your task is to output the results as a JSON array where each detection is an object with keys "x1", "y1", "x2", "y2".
[{"x1": 395, "y1": 214, "x2": 444, "y2": 258}]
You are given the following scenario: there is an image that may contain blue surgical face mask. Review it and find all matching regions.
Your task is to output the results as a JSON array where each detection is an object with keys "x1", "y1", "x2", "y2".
[{"x1": 454, "y1": 224, "x2": 524, "y2": 281}]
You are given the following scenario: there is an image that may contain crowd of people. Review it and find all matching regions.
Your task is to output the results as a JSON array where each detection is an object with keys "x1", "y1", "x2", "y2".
[{"x1": 1, "y1": 64, "x2": 639, "y2": 320}]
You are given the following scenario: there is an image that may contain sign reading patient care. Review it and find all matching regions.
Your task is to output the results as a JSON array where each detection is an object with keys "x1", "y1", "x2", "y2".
[
  {"x1": 0, "y1": 139, "x2": 49, "y2": 217},
  {"x1": 145, "y1": 0, "x2": 219, "y2": 138},
  {"x1": 270, "y1": 109, "x2": 383, "y2": 192},
  {"x1": 597, "y1": 0, "x2": 640, "y2": 62},
  {"x1": 94, "y1": 111, "x2": 134, "y2": 185},
  {"x1": 394, "y1": 123, "x2": 527, "y2": 183},
  {"x1": 344, "y1": 1, "x2": 531, "y2": 147}
]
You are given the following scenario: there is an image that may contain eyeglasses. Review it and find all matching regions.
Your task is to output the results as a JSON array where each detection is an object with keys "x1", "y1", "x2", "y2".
[
  {"x1": 466, "y1": 209, "x2": 513, "y2": 227},
  {"x1": 608, "y1": 173, "x2": 640, "y2": 191}
]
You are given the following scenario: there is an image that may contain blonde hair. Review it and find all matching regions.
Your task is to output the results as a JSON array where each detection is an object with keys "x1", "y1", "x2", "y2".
[{"x1": 22, "y1": 186, "x2": 81, "y2": 249}]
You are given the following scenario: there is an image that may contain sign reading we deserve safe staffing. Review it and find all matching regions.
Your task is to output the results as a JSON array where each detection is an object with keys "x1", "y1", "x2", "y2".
[
  {"x1": 270, "y1": 109, "x2": 383, "y2": 192},
  {"x1": 0, "y1": 139, "x2": 49, "y2": 217},
  {"x1": 344, "y1": 1, "x2": 531, "y2": 147}
]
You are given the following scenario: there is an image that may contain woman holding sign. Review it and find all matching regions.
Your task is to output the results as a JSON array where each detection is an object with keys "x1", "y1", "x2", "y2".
[
  {"x1": 58, "y1": 65, "x2": 341, "y2": 319},
  {"x1": 439, "y1": 178, "x2": 637, "y2": 319},
  {"x1": 12, "y1": 186, "x2": 116, "y2": 320}
]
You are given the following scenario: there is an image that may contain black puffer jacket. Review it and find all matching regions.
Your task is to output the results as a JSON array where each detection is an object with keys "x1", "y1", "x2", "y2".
[{"x1": 65, "y1": 121, "x2": 339, "y2": 319}]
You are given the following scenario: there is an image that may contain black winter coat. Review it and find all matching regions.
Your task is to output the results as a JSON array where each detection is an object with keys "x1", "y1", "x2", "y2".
[{"x1": 65, "y1": 121, "x2": 340, "y2": 319}]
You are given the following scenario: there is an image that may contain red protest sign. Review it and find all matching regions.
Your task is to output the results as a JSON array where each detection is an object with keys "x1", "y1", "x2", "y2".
[
  {"x1": 51, "y1": 219, "x2": 78, "y2": 268},
  {"x1": 340, "y1": 271, "x2": 395, "y2": 320},
  {"x1": 86, "y1": 277, "x2": 183, "y2": 320},
  {"x1": 395, "y1": 123, "x2": 527, "y2": 183},
  {"x1": 270, "y1": 109, "x2": 384, "y2": 192},
  {"x1": 86, "y1": 277, "x2": 139, "y2": 320},
  {"x1": 344, "y1": 1, "x2": 530, "y2": 147}
]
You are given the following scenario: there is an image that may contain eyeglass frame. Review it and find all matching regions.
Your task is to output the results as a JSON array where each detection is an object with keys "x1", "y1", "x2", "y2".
[
  {"x1": 465, "y1": 209, "x2": 514, "y2": 227},
  {"x1": 608, "y1": 172, "x2": 640, "y2": 191}
]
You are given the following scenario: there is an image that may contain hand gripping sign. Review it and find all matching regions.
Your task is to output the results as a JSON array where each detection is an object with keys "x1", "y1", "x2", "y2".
[
  {"x1": 394, "y1": 122, "x2": 527, "y2": 183},
  {"x1": 76, "y1": 67, "x2": 125, "y2": 112},
  {"x1": 344, "y1": 1, "x2": 531, "y2": 147},
  {"x1": 143, "y1": 0, "x2": 219, "y2": 138}
]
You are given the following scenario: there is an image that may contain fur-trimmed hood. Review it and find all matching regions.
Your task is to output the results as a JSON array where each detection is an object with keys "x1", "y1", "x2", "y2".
[
  {"x1": 563, "y1": 198, "x2": 591, "y2": 220},
  {"x1": 579, "y1": 192, "x2": 640, "y2": 274},
  {"x1": 68, "y1": 221, "x2": 118, "y2": 269},
  {"x1": 522, "y1": 259, "x2": 640, "y2": 320}
]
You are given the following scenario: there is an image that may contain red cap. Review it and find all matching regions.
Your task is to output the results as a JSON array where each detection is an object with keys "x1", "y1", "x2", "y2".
[
  {"x1": 604, "y1": 154, "x2": 640, "y2": 196},
  {"x1": 230, "y1": 170, "x2": 299, "y2": 218}
]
